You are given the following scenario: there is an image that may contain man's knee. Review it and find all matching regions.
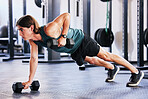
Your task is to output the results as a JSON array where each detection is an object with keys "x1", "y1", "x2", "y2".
[
  {"x1": 103, "y1": 53, "x2": 120, "y2": 62},
  {"x1": 87, "y1": 57, "x2": 97, "y2": 65},
  {"x1": 100, "y1": 52, "x2": 113, "y2": 62},
  {"x1": 103, "y1": 57, "x2": 112, "y2": 61}
]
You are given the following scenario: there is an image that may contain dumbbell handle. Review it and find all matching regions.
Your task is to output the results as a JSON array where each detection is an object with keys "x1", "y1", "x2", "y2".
[
  {"x1": 47, "y1": 38, "x2": 74, "y2": 49},
  {"x1": 22, "y1": 80, "x2": 40, "y2": 88}
]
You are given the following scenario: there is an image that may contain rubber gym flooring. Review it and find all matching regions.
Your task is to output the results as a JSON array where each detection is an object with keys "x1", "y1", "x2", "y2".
[{"x1": 0, "y1": 57, "x2": 148, "y2": 99}]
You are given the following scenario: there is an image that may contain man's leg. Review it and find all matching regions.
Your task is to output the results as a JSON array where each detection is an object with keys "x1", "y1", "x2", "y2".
[
  {"x1": 97, "y1": 47, "x2": 138, "y2": 73},
  {"x1": 96, "y1": 47, "x2": 144, "y2": 86},
  {"x1": 85, "y1": 56, "x2": 120, "y2": 82},
  {"x1": 85, "y1": 56, "x2": 114, "y2": 69}
]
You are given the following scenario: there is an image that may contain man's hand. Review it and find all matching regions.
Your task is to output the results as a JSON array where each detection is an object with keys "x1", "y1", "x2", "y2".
[
  {"x1": 22, "y1": 81, "x2": 32, "y2": 89},
  {"x1": 58, "y1": 37, "x2": 66, "y2": 47}
]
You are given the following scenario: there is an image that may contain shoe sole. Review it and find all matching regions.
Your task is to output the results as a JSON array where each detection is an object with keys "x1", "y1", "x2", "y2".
[
  {"x1": 79, "y1": 65, "x2": 85, "y2": 71},
  {"x1": 127, "y1": 71, "x2": 144, "y2": 87},
  {"x1": 107, "y1": 67, "x2": 120, "y2": 82}
]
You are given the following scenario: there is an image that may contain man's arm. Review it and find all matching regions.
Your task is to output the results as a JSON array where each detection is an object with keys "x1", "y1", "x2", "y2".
[
  {"x1": 53, "y1": 13, "x2": 71, "y2": 47},
  {"x1": 53, "y1": 13, "x2": 71, "y2": 36},
  {"x1": 44, "y1": 13, "x2": 71, "y2": 47},
  {"x1": 23, "y1": 40, "x2": 38, "y2": 89}
]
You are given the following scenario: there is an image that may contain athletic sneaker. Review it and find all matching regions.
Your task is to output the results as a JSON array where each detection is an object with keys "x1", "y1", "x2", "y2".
[
  {"x1": 79, "y1": 65, "x2": 85, "y2": 70},
  {"x1": 105, "y1": 65, "x2": 120, "y2": 82},
  {"x1": 126, "y1": 70, "x2": 144, "y2": 87}
]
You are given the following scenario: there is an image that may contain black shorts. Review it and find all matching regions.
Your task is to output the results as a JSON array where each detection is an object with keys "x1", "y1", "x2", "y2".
[{"x1": 71, "y1": 34, "x2": 100, "y2": 66}]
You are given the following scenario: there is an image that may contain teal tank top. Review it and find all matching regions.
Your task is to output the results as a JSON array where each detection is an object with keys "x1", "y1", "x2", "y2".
[{"x1": 33, "y1": 26, "x2": 84, "y2": 54}]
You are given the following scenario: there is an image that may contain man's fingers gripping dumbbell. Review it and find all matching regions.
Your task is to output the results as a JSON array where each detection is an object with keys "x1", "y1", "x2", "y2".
[
  {"x1": 58, "y1": 38, "x2": 66, "y2": 47},
  {"x1": 22, "y1": 81, "x2": 31, "y2": 89}
]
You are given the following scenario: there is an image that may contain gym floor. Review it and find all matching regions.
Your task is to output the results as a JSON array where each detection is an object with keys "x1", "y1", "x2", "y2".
[{"x1": 0, "y1": 57, "x2": 148, "y2": 99}]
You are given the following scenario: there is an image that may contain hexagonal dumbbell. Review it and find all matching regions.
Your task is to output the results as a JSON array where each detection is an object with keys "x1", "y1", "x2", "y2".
[
  {"x1": 12, "y1": 80, "x2": 40, "y2": 93},
  {"x1": 47, "y1": 38, "x2": 75, "y2": 49}
]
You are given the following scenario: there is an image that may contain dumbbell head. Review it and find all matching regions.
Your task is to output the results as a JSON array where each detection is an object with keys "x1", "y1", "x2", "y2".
[
  {"x1": 47, "y1": 39, "x2": 58, "y2": 49},
  {"x1": 12, "y1": 82, "x2": 24, "y2": 93},
  {"x1": 30, "y1": 80, "x2": 40, "y2": 91},
  {"x1": 47, "y1": 39, "x2": 52, "y2": 48},
  {"x1": 65, "y1": 38, "x2": 75, "y2": 49}
]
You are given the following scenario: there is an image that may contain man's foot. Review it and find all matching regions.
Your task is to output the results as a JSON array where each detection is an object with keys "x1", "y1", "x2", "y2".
[
  {"x1": 105, "y1": 65, "x2": 120, "y2": 82},
  {"x1": 79, "y1": 65, "x2": 85, "y2": 70},
  {"x1": 126, "y1": 70, "x2": 144, "y2": 87}
]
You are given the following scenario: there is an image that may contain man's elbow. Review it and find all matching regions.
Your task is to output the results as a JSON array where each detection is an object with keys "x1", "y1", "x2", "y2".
[{"x1": 63, "y1": 13, "x2": 70, "y2": 19}]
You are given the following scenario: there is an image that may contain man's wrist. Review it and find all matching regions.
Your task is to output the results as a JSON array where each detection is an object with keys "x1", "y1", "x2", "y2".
[
  {"x1": 61, "y1": 34, "x2": 67, "y2": 38},
  {"x1": 29, "y1": 75, "x2": 33, "y2": 82}
]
